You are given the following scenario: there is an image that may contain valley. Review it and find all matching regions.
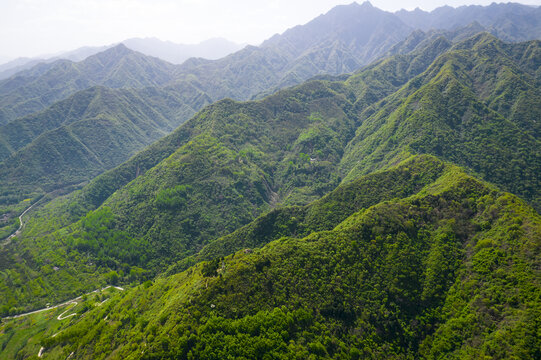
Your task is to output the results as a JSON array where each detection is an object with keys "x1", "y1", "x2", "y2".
[{"x1": 0, "y1": 2, "x2": 539, "y2": 359}]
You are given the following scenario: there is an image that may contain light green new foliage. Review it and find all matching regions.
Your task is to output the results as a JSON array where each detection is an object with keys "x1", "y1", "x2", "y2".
[
  {"x1": 25, "y1": 156, "x2": 540, "y2": 359},
  {"x1": 0, "y1": 34, "x2": 539, "y2": 360}
]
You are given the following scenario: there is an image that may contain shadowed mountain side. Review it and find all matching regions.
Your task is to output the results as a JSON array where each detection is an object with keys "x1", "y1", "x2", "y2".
[
  {"x1": 0, "y1": 45, "x2": 176, "y2": 124},
  {"x1": 0, "y1": 85, "x2": 211, "y2": 198}
]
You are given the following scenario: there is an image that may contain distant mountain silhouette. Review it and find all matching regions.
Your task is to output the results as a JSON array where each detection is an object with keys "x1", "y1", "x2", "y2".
[
  {"x1": 122, "y1": 37, "x2": 244, "y2": 64},
  {"x1": 395, "y1": 2, "x2": 541, "y2": 41}
]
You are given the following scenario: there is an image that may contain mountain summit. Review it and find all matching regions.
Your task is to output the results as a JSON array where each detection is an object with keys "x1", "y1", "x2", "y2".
[
  {"x1": 0, "y1": 2, "x2": 539, "y2": 359},
  {"x1": 0, "y1": 45, "x2": 175, "y2": 124}
]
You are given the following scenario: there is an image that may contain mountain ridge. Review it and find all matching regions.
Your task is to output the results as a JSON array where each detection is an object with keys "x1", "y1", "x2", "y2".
[
  {"x1": 0, "y1": 38, "x2": 244, "y2": 81},
  {"x1": 0, "y1": 7, "x2": 539, "y2": 358},
  {"x1": 10, "y1": 154, "x2": 540, "y2": 359},
  {"x1": 396, "y1": 2, "x2": 541, "y2": 42},
  {"x1": 0, "y1": 34, "x2": 538, "y2": 319},
  {"x1": 0, "y1": 44, "x2": 176, "y2": 124}
]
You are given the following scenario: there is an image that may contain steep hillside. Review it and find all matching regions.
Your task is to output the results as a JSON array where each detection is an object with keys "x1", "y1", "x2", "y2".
[
  {"x1": 340, "y1": 33, "x2": 541, "y2": 210},
  {"x1": 0, "y1": 86, "x2": 181, "y2": 162},
  {"x1": 8, "y1": 156, "x2": 539, "y2": 359},
  {"x1": 0, "y1": 35, "x2": 455, "y2": 313},
  {"x1": 0, "y1": 84, "x2": 210, "y2": 241},
  {"x1": 0, "y1": 45, "x2": 176, "y2": 124},
  {"x1": 0, "y1": 34, "x2": 538, "y2": 319},
  {"x1": 170, "y1": 155, "x2": 446, "y2": 272}
]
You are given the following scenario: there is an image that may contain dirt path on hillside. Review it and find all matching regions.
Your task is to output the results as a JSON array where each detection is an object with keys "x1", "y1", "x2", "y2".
[
  {"x1": 2, "y1": 285, "x2": 124, "y2": 320},
  {"x1": 1, "y1": 199, "x2": 40, "y2": 246}
]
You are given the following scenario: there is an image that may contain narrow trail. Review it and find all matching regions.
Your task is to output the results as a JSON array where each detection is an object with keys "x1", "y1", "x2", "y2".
[
  {"x1": 57, "y1": 302, "x2": 78, "y2": 320},
  {"x1": 1, "y1": 199, "x2": 39, "y2": 246},
  {"x1": 27, "y1": 285, "x2": 124, "y2": 358},
  {"x1": 2, "y1": 285, "x2": 124, "y2": 320},
  {"x1": 2, "y1": 183, "x2": 87, "y2": 247}
]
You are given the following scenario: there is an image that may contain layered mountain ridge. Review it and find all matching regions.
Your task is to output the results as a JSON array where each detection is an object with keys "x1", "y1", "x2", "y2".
[
  {"x1": 0, "y1": 3, "x2": 538, "y2": 213},
  {"x1": 0, "y1": 44, "x2": 176, "y2": 124},
  {"x1": 0, "y1": 38, "x2": 244, "y2": 81},
  {"x1": 0, "y1": 3, "x2": 539, "y2": 359},
  {"x1": 0, "y1": 32, "x2": 538, "y2": 314}
]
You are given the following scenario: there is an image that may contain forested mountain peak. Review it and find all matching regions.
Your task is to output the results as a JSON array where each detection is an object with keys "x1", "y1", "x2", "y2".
[
  {"x1": 0, "y1": 44, "x2": 175, "y2": 125},
  {"x1": 0, "y1": 4, "x2": 539, "y2": 358}
]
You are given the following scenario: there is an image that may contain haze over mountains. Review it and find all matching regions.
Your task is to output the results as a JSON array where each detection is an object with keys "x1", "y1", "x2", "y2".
[
  {"x1": 2, "y1": 0, "x2": 538, "y2": 83},
  {"x1": 0, "y1": 38, "x2": 244, "y2": 81},
  {"x1": 0, "y1": 2, "x2": 539, "y2": 359},
  {"x1": 122, "y1": 37, "x2": 245, "y2": 64},
  {"x1": 396, "y1": 2, "x2": 541, "y2": 41}
]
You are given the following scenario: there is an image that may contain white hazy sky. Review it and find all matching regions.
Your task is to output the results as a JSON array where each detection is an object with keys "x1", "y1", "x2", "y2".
[{"x1": 0, "y1": 0, "x2": 540, "y2": 60}]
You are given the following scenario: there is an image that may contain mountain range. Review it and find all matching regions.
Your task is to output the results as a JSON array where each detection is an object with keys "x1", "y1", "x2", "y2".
[
  {"x1": 0, "y1": 2, "x2": 539, "y2": 359},
  {"x1": 396, "y1": 2, "x2": 541, "y2": 41},
  {"x1": 1, "y1": 29, "x2": 540, "y2": 359},
  {"x1": 0, "y1": 38, "x2": 244, "y2": 81},
  {"x1": 1, "y1": 2, "x2": 539, "y2": 220},
  {"x1": 0, "y1": 45, "x2": 112, "y2": 81}
]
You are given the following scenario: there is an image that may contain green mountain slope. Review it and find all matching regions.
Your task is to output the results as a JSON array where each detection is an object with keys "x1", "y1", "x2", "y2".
[
  {"x1": 1, "y1": 34, "x2": 538, "y2": 317},
  {"x1": 341, "y1": 33, "x2": 541, "y2": 210},
  {"x1": 15, "y1": 156, "x2": 539, "y2": 359},
  {"x1": 0, "y1": 45, "x2": 176, "y2": 124},
  {"x1": 0, "y1": 86, "x2": 203, "y2": 187},
  {"x1": 0, "y1": 84, "x2": 210, "y2": 241},
  {"x1": 172, "y1": 155, "x2": 446, "y2": 272},
  {"x1": 0, "y1": 86, "x2": 187, "y2": 161},
  {"x1": 0, "y1": 34, "x2": 451, "y2": 314}
]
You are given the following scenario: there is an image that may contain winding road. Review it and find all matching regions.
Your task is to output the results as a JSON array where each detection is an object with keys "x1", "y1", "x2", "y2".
[
  {"x1": 56, "y1": 302, "x2": 78, "y2": 320},
  {"x1": 2, "y1": 184, "x2": 86, "y2": 246},
  {"x1": 33, "y1": 286, "x2": 123, "y2": 358},
  {"x1": 2, "y1": 285, "x2": 124, "y2": 320},
  {"x1": 1, "y1": 198, "x2": 41, "y2": 246}
]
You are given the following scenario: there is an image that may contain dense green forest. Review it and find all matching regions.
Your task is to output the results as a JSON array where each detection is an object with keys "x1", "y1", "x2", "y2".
[
  {"x1": 0, "y1": 2, "x2": 538, "y2": 247},
  {"x1": 0, "y1": 2, "x2": 416, "y2": 241},
  {"x1": 9, "y1": 156, "x2": 538, "y2": 359},
  {"x1": 0, "y1": 3, "x2": 540, "y2": 358},
  {"x1": 0, "y1": 33, "x2": 539, "y2": 317}
]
